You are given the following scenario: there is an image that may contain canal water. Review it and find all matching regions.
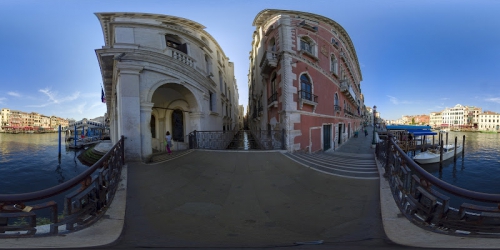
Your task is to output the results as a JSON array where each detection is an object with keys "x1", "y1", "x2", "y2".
[
  {"x1": 1, "y1": 131, "x2": 499, "y2": 204},
  {"x1": 0, "y1": 133, "x2": 88, "y2": 195}
]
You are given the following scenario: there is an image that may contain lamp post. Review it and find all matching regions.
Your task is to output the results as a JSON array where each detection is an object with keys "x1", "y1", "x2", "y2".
[{"x1": 372, "y1": 105, "x2": 377, "y2": 147}]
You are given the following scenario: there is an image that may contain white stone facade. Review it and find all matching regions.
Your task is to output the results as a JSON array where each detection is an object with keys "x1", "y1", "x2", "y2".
[
  {"x1": 478, "y1": 112, "x2": 500, "y2": 131},
  {"x1": 95, "y1": 13, "x2": 239, "y2": 161}
]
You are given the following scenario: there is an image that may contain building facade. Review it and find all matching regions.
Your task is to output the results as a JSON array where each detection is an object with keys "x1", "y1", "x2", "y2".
[
  {"x1": 248, "y1": 9, "x2": 365, "y2": 152},
  {"x1": 478, "y1": 111, "x2": 500, "y2": 131},
  {"x1": 95, "y1": 13, "x2": 239, "y2": 161}
]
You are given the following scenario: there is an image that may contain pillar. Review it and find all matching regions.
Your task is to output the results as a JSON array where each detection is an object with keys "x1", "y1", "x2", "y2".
[{"x1": 116, "y1": 64, "x2": 144, "y2": 161}]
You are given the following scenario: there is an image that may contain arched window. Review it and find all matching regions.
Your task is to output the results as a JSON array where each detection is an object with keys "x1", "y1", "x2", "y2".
[
  {"x1": 334, "y1": 93, "x2": 340, "y2": 111},
  {"x1": 300, "y1": 36, "x2": 314, "y2": 55},
  {"x1": 269, "y1": 73, "x2": 277, "y2": 103},
  {"x1": 205, "y1": 54, "x2": 212, "y2": 75},
  {"x1": 269, "y1": 37, "x2": 276, "y2": 52},
  {"x1": 300, "y1": 74, "x2": 312, "y2": 101},
  {"x1": 330, "y1": 54, "x2": 338, "y2": 75}
]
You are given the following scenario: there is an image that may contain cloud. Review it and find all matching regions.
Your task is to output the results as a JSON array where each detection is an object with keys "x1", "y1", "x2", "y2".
[
  {"x1": 485, "y1": 98, "x2": 500, "y2": 104},
  {"x1": 36, "y1": 88, "x2": 80, "y2": 104},
  {"x1": 440, "y1": 97, "x2": 449, "y2": 101},
  {"x1": 8, "y1": 92, "x2": 20, "y2": 97},
  {"x1": 0, "y1": 97, "x2": 6, "y2": 104},
  {"x1": 387, "y1": 95, "x2": 411, "y2": 105}
]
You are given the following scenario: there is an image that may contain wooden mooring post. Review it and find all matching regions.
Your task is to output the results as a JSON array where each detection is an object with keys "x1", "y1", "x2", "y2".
[
  {"x1": 440, "y1": 139, "x2": 444, "y2": 171},
  {"x1": 462, "y1": 135, "x2": 466, "y2": 158},
  {"x1": 454, "y1": 136, "x2": 457, "y2": 162}
]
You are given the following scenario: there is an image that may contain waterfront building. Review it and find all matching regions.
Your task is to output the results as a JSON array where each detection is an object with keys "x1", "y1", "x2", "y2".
[
  {"x1": 464, "y1": 106, "x2": 482, "y2": 128},
  {"x1": 429, "y1": 112, "x2": 441, "y2": 128},
  {"x1": 247, "y1": 9, "x2": 365, "y2": 152},
  {"x1": 95, "y1": 12, "x2": 239, "y2": 160},
  {"x1": 478, "y1": 111, "x2": 500, "y2": 131},
  {"x1": 41, "y1": 115, "x2": 51, "y2": 130},
  {"x1": 0, "y1": 108, "x2": 10, "y2": 132}
]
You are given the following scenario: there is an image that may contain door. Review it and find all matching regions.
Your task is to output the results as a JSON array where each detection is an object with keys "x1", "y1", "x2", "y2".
[
  {"x1": 172, "y1": 109, "x2": 184, "y2": 142},
  {"x1": 338, "y1": 124, "x2": 342, "y2": 144},
  {"x1": 323, "y1": 125, "x2": 331, "y2": 151}
]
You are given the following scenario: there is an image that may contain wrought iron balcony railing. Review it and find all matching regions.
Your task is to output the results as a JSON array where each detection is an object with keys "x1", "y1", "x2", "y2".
[
  {"x1": 268, "y1": 92, "x2": 278, "y2": 105},
  {"x1": 298, "y1": 90, "x2": 318, "y2": 103}
]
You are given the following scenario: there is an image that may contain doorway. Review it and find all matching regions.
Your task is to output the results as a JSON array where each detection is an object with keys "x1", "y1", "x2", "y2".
[{"x1": 323, "y1": 124, "x2": 331, "y2": 151}]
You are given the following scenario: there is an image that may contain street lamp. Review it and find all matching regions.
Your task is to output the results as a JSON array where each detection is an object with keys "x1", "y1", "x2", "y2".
[{"x1": 372, "y1": 105, "x2": 377, "y2": 147}]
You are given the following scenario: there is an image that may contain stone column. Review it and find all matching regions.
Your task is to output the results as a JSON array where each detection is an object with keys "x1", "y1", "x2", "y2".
[
  {"x1": 116, "y1": 64, "x2": 143, "y2": 161},
  {"x1": 140, "y1": 102, "x2": 154, "y2": 159}
]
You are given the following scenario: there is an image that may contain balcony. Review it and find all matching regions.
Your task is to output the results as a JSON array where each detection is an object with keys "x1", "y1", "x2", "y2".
[
  {"x1": 259, "y1": 51, "x2": 278, "y2": 76},
  {"x1": 267, "y1": 92, "x2": 278, "y2": 108},
  {"x1": 170, "y1": 49, "x2": 194, "y2": 68},
  {"x1": 298, "y1": 90, "x2": 318, "y2": 113},
  {"x1": 340, "y1": 80, "x2": 358, "y2": 106},
  {"x1": 334, "y1": 105, "x2": 342, "y2": 113}
]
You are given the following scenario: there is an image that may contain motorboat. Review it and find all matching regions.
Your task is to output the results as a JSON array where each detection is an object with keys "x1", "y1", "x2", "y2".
[{"x1": 413, "y1": 144, "x2": 463, "y2": 164}]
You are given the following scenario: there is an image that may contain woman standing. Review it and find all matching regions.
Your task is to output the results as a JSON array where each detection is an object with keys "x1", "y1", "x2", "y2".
[{"x1": 165, "y1": 131, "x2": 172, "y2": 154}]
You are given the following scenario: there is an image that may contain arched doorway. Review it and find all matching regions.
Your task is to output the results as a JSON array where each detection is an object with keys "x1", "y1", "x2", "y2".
[
  {"x1": 150, "y1": 114, "x2": 156, "y2": 139},
  {"x1": 172, "y1": 109, "x2": 184, "y2": 142}
]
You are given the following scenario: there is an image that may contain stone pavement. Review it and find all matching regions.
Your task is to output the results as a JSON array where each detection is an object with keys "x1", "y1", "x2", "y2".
[{"x1": 2, "y1": 126, "x2": 500, "y2": 249}]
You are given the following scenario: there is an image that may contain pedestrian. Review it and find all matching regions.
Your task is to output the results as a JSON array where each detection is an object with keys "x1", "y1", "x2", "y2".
[
  {"x1": 165, "y1": 131, "x2": 172, "y2": 155},
  {"x1": 364, "y1": 128, "x2": 368, "y2": 136}
]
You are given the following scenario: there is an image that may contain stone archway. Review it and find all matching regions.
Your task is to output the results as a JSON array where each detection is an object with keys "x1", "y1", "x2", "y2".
[{"x1": 148, "y1": 82, "x2": 201, "y2": 152}]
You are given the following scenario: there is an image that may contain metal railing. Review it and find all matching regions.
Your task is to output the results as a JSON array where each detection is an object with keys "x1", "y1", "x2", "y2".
[
  {"x1": 376, "y1": 133, "x2": 500, "y2": 236},
  {"x1": 298, "y1": 90, "x2": 318, "y2": 103},
  {"x1": 250, "y1": 129, "x2": 286, "y2": 150},
  {"x1": 188, "y1": 130, "x2": 236, "y2": 150},
  {"x1": 268, "y1": 92, "x2": 278, "y2": 104},
  {"x1": 0, "y1": 136, "x2": 125, "y2": 238},
  {"x1": 188, "y1": 130, "x2": 285, "y2": 150}
]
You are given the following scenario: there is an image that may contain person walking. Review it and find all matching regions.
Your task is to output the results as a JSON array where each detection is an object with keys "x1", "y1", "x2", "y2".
[
  {"x1": 364, "y1": 127, "x2": 368, "y2": 137},
  {"x1": 165, "y1": 131, "x2": 172, "y2": 155}
]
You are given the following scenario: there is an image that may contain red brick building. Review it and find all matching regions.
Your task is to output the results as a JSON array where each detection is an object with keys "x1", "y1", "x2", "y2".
[{"x1": 248, "y1": 9, "x2": 366, "y2": 152}]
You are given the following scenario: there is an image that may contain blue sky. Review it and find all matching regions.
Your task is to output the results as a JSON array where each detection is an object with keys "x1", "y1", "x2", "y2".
[{"x1": 1, "y1": 0, "x2": 499, "y2": 121}]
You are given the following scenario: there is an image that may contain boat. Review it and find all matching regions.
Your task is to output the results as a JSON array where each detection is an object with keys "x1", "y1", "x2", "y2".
[{"x1": 413, "y1": 144, "x2": 463, "y2": 164}]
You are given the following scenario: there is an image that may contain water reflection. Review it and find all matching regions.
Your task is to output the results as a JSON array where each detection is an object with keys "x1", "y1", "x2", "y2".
[
  {"x1": 0, "y1": 133, "x2": 87, "y2": 194},
  {"x1": 420, "y1": 131, "x2": 500, "y2": 194}
]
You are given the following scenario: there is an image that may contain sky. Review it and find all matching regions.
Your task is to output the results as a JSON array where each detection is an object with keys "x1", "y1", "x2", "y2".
[{"x1": 1, "y1": 0, "x2": 499, "y2": 121}]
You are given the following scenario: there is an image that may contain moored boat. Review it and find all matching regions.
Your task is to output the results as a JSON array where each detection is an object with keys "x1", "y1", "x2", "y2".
[{"x1": 413, "y1": 144, "x2": 463, "y2": 164}]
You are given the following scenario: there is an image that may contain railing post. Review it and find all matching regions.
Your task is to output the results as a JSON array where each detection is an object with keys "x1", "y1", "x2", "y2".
[
  {"x1": 384, "y1": 134, "x2": 393, "y2": 177},
  {"x1": 121, "y1": 135, "x2": 125, "y2": 165}
]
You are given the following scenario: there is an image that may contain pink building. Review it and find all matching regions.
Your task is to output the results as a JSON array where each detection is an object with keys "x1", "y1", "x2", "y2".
[{"x1": 248, "y1": 9, "x2": 366, "y2": 152}]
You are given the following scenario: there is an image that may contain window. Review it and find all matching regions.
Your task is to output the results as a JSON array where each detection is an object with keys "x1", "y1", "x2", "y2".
[
  {"x1": 165, "y1": 34, "x2": 187, "y2": 54},
  {"x1": 209, "y1": 92, "x2": 214, "y2": 111},
  {"x1": 269, "y1": 38, "x2": 276, "y2": 52},
  {"x1": 268, "y1": 73, "x2": 278, "y2": 104},
  {"x1": 205, "y1": 54, "x2": 212, "y2": 75},
  {"x1": 300, "y1": 74, "x2": 312, "y2": 101},
  {"x1": 334, "y1": 93, "x2": 340, "y2": 111},
  {"x1": 300, "y1": 37, "x2": 314, "y2": 55},
  {"x1": 219, "y1": 71, "x2": 223, "y2": 92},
  {"x1": 330, "y1": 54, "x2": 338, "y2": 75}
]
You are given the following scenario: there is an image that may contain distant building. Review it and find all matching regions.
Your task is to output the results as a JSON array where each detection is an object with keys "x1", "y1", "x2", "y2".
[
  {"x1": 247, "y1": 9, "x2": 365, "y2": 152},
  {"x1": 478, "y1": 111, "x2": 500, "y2": 131}
]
